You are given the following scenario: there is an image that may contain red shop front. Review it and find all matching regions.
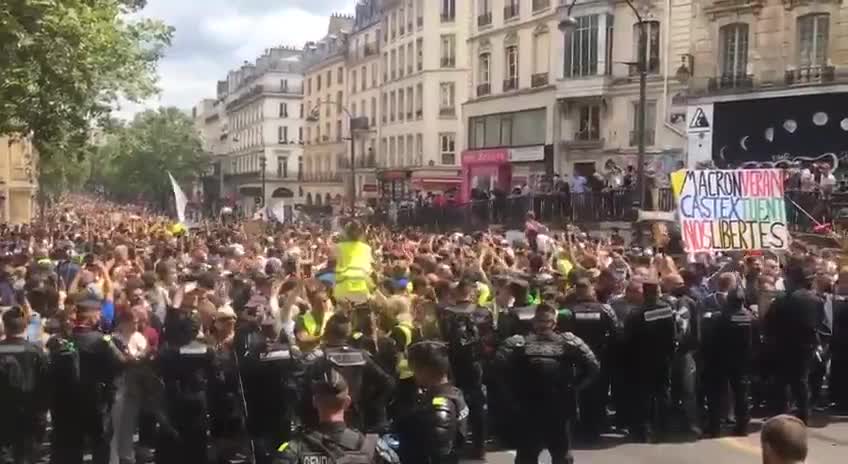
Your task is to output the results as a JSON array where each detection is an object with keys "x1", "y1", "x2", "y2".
[{"x1": 460, "y1": 148, "x2": 512, "y2": 203}]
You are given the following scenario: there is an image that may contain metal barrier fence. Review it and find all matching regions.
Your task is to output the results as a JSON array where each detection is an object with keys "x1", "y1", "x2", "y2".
[{"x1": 370, "y1": 189, "x2": 841, "y2": 233}]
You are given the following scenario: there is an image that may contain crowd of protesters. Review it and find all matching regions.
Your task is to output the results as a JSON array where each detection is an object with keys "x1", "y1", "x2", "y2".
[{"x1": 0, "y1": 193, "x2": 841, "y2": 464}]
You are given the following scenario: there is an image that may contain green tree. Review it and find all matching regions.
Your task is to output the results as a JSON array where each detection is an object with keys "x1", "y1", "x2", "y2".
[
  {"x1": 0, "y1": 0, "x2": 173, "y2": 160},
  {"x1": 93, "y1": 107, "x2": 206, "y2": 207}
]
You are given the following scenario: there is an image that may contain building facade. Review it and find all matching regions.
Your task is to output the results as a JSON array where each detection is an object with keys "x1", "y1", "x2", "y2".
[
  {"x1": 302, "y1": 14, "x2": 355, "y2": 208},
  {"x1": 0, "y1": 136, "x2": 37, "y2": 224},
  {"x1": 685, "y1": 0, "x2": 848, "y2": 169},
  {"x1": 203, "y1": 46, "x2": 306, "y2": 216}
]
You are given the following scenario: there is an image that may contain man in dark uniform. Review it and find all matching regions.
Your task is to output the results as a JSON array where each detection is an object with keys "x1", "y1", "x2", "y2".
[
  {"x1": 301, "y1": 314, "x2": 395, "y2": 433},
  {"x1": 0, "y1": 306, "x2": 48, "y2": 464},
  {"x1": 702, "y1": 288, "x2": 754, "y2": 437},
  {"x1": 763, "y1": 265, "x2": 822, "y2": 424},
  {"x1": 157, "y1": 307, "x2": 217, "y2": 464},
  {"x1": 239, "y1": 313, "x2": 302, "y2": 464},
  {"x1": 395, "y1": 341, "x2": 469, "y2": 464},
  {"x1": 273, "y1": 365, "x2": 395, "y2": 464},
  {"x1": 495, "y1": 304, "x2": 599, "y2": 464},
  {"x1": 48, "y1": 298, "x2": 125, "y2": 464},
  {"x1": 830, "y1": 276, "x2": 848, "y2": 413},
  {"x1": 624, "y1": 280, "x2": 676, "y2": 442},
  {"x1": 438, "y1": 280, "x2": 487, "y2": 458},
  {"x1": 568, "y1": 279, "x2": 617, "y2": 441}
]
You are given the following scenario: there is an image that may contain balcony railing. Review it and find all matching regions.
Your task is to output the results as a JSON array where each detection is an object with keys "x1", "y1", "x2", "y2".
[
  {"x1": 441, "y1": 13, "x2": 455, "y2": 23},
  {"x1": 504, "y1": 4, "x2": 519, "y2": 20},
  {"x1": 574, "y1": 129, "x2": 600, "y2": 142},
  {"x1": 439, "y1": 107, "x2": 456, "y2": 117},
  {"x1": 416, "y1": 109, "x2": 423, "y2": 119},
  {"x1": 301, "y1": 172, "x2": 343, "y2": 183},
  {"x1": 441, "y1": 57, "x2": 455, "y2": 68},
  {"x1": 629, "y1": 130, "x2": 656, "y2": 147},
  {"x1": 708, "y1": 73, "x2": 754, "y2": 92},
  {"x1": 532, "y1": 0, "x2": 550, "y2": 12},
  {"x1": 503, "y1": 77, "x2": 518, "y2": 91},
  {"x1": 356, "y1": 154, "x2": 378, "y2": 169},
  {"x1": 785, "y1": 65, "x2": 835, "y2": 85},
  {"x1": 531, "y1": 72, "x2": 549, "y2": 87},
  {"x1": 478, "y1": 12, "x2": 492, "y2": 27},
  {"x1": 477, "y1": 83, "x2": 491, "y2": 97}
]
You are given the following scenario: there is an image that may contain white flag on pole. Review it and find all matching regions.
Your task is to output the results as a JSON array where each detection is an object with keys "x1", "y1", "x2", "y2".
[{"x1": 168, "y1": 172, "x2": 188, "y2": 224}]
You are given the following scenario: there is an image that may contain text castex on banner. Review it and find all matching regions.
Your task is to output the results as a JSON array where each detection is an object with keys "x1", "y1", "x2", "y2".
[{"x1": 671, "y1": 169, "x2": 789, "y2": 253}]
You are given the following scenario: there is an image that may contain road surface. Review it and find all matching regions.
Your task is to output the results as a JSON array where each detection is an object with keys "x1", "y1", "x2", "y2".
[{"x1": 476, "y1": 415, "x2": 848, "y2": 464}]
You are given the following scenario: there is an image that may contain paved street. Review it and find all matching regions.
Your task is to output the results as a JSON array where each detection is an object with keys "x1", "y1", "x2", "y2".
[{"x1": 477, "y1": 415, "x2": 848, "y2": 464}]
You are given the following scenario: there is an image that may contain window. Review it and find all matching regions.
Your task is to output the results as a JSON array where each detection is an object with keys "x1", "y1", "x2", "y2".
[
  {"x1": 398, "y1": 134, "x2": 405, "y2": 165},
  {"x1": 439, "y1": 133, "x2": 456, "y2": 164},
  {"x1": 382, "y1": 93, "x2": 388, "y2": 122},
  {"x1": 315, "y1": 125, "x2": 320, "y2": 142},
  {"x1": 399, "y1": 47, "x2": 406, "y2": 77},
  {"x1": 391, "y1": 11, "x2": 397, "y2": 39},
  {"x1": 441, "y1": 0, "x2": 455, "y2": 22},
  {"x1": 336, "y1": 120, "x2": 342, "y2": 141},
  {"x1": 300, "y1": 103, "x2": 304, "y2": 118},
  {"x1": 380, "y1": 138, "x2": 388, "y2": 166},
  {"x1": 478, "y1": 0, "x2": 492, "y2": 27},
  {"x1": 605, "y1": 15, "x2": 614, "y2": 75},
  {"x1": 564, "y1": 15, "x2": 599, "y2": 77},
  {"x1": 278, "y1": 156, "x2": 288, "y2": 178},
  {"x1": 337, "y1": 67, "x2": 343, "y2": 84},
  {"x1": 577, "y1": 104, "x2": 600, "y2": 141},
  {"x1": 634, "y1": 21, "x2": 661, "y2": 74},
  {"x1": 439, "y1": 82, "x2": 455, "y2": 116},
  {"x1": 406, "y1": 86, "x2": 413, "y2": 117},
  {"x1": 798, "y1": 13, "x2": 829, "y2": 68},
  {"x1": 415, "y1": 133, "x2": 423, "y2": 165},
  {"x1": 416, "y1": 83, "x2": 423, "y2": 118},
  {"x1": 532, "y1": 26, "x2": 550, "y2": 75},
  {"x1": 371, "y1": 63, "x2": 377, "y2": 86},
  {"x1": 361, "y1": 66, "x2": 367, "y2": 91},
  {"x1": 317, "y1": 75, "x2": 322, "y2": 91},
  {"x1": 371, "y1": 97, "x2": 376, "y2": 127},
  {"x1": 499, "y1": 117, "x2": 513, "y2": 145},
  {"x1": 383, "y1": 52, "x2": 388, "y2": 81},
  {"x1": 400, "y1": 8, "x2": 405, "y2": 35},
  {"x1": 306, "y1": 127, "x2": 311, "y2": 143},
  {"x1": 351, "y1": 70, "x2": 357, "y2": 94},
  {"x1": 407, "y1": 43, "x2": 414, "y2": 74},
  {"x1": 391, "y1": 49, "x2": 397, "y2": 79},
  {"x1": 398, "y1": 89, "x2": 405, "y2": 121},
  {"x1": 280, "y1": 79, "x2": 289, "y2": 92},
  {"x1": 389, "y1": 137, "x2": 396, "y2": 166},
  {"x1": 479, "y1": 53, "x2": 491, "y2": 84},
  {"x1": 278, "y1": 126, "x2": 288, "y2": 142},
  {"x1": 279, "y1": 103, "x2": 288, "y2": 118},
  {"x1": 631, "y1": 101, "x2": 657, "y2": 146},
  {"x1": 504, "y1": 0, "x2": 519, "y2": 20},
  {"x1": 352, "y1": 102, "x2": 357, "y2": 117},
  {"x1": 390, "y1": 91, "x2": 396, "y2": 122},
  {"x1": 720, "y1": 23, "x2": 749, "y2": 78},
  {"x1": 326, "y1": 70, "x2": 331, "y2": 86},
  {"x1": 416, "y1": 38, "x2": 423, "y2": 71},
  {"x1": 441, "y1": 35, "x2": 456, "y2": 67},
  {"x1": 505, "y1": 45, "x2": 519, "y2": 90},
  {"x1": 298, "y1": 127, "x2": 303, "y2": 142},
  {"x1": 298, "y1": 156, "x2": 303, "y2": 180},
  {"x1": 383, "y1": 18, "x2": 388, "y2": 42},
  {"x1": 336, "y1": 91, "x2": 343, "y2": 113}
]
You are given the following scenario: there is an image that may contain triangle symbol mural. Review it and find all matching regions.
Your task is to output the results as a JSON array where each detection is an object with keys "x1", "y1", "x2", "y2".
[{"x1": 689, "y1": 108, "x2": 710, "y2": 129}]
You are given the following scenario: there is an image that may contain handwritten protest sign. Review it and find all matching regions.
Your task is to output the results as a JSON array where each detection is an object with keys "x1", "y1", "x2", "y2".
[{"x1": 672, "y1": 169, "x2": 789, "y2": 252}]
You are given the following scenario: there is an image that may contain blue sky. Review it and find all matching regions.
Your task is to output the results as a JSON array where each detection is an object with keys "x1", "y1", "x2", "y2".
[{"x1": 117, "y1": 0, "x2": 355, "y2": 118}]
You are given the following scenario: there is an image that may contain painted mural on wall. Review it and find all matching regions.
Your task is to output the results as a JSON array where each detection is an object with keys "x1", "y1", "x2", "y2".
[{"x1": 712, "y1": 93, "x2": 848, "y2": 171}]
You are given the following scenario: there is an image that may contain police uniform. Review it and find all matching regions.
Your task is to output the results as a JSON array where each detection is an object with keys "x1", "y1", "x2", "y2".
[
  {"x1": 495, "y1": 332, "x2": 599, "y2": 464},
  {"x1": 395, "y1": 383, "x2": 469, "y2": 464},
  {"x1": 301, "y1": 344, "x2": 395, "y2": 433},
  {"x1": 831, "y1": 294, "x2": 848, "y2": 412},
  {"x1": 0, "y1": 335, "x2": 48, "y2": 464},
  {"x1": 569, "y1": 300, "x2": 617, "y2": 440},
  {"x1": 48, "y1": 325, "x2": 124, "y2": 464},
  {"x1": 702, "y1": 293, "x2": 753, "y2": 437},
  {"x1": 388, "y1": 321, "x2": 418, "y2": 422},
  {"x1": 157, "y1": 337, "x2": 217, "y2": 464}
]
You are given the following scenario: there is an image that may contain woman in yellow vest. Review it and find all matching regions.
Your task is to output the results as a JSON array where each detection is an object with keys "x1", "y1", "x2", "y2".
[
  {"x1": 333, "y1": 221, "x2": 373, "y2": 304},
  {"x1": 294, "y1": 283, "x2": 333, "y2": 352}
]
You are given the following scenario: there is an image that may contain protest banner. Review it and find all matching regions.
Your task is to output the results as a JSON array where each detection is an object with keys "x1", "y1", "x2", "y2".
[{"x1": 672, "y1": 169, "x2": 789, "y2": 252}]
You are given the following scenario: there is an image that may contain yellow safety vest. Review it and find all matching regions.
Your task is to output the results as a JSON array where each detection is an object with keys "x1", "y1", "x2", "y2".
[
  {"x1": 297, "y1": 311, "x2": 329, "y2": 351},
  {"x1": 395, "y1": 323, "x2": 414, "y2": 380},
  {"x1": 334, "y1": 241, "x2": 373, "y2": 301},
  {"x1": 476, "y1": 282, "x2": 491, "y2": 307}
]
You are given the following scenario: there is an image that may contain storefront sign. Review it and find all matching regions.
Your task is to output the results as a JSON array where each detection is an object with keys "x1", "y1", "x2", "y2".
[
  {"x1": 672, "y1": 168, "x2": 788, "y2": 252},
  {"x1": 509, "y1": 145, "x2": 545, "y2": 162},
  {"x1": 461, "y1": 149, "x2": 509, "y2": 165}
]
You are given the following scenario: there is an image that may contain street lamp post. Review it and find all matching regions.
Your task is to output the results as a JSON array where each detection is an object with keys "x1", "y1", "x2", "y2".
[
  {"x1": 259, "y1": 154, "x2": 267, "y2": 207},
  {"x1": 560, "y1": 0, "x2": 648, "y2": 208},
  {"x1": 306, "y1": 99, "x2": 369, "y2": 213}
]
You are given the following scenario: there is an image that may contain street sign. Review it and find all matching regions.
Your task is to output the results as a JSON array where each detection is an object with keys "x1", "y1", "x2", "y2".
[{"x1": 686, "y1": 104, "x2": 714, "y2": 167}]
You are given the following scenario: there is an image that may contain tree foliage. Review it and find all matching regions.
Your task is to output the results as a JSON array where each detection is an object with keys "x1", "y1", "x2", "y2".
[
  {"x1": 0, "y1": 0, "x2": 173, "y2": 159},
  {"x1": 89, "y1": 107, "x2": 207, "y2": 206}
]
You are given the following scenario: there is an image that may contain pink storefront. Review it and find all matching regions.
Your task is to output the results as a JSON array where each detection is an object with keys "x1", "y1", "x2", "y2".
[{"x1": 460, "y1": 149, "x2": 513, "y2": 203}]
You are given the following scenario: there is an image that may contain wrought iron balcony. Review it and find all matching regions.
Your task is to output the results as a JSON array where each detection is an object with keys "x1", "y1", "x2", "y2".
[
  {"x1": 441, "y1": 57, "x2": 455, "y2": 68},
  {"x1": 504, "y1": 4, "x2": 519, "y2": 20},
  {"x1": 477, "y1": 83, "x2": 491, "y2": 97},
  {"x1": 708, "y1": 73, "x2": 754, "y2": 92},
  {"x1": 785, "y1": 65, "x2": 835, "y2": 85},
  {"x1": 503, "y1": 77, "x2": 518, "y2": 91},
  {"x1": 439, "y1": 107, "x2": 456, "y2": 117},
  {"x1": 531, "y1": 73, "x2": 549, "y2": 88},
  {"x1": 478, "y1": 12, "x2": 492, "y2": 27},
  {"x1": 629, "y1": 130, "x2": 656, "y2": 147},
  {"x1": 532, "y1": 0, "x2": 550, "y2": 12}
]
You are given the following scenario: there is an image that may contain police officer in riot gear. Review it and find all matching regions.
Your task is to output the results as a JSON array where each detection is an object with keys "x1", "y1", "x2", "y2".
[
  {"x1": 831, "y1": 273, "x2": 848, "y2": 413},
  {"x1": 157, "y1": 307, "x2": 217, "y2": 464},
  {"x1": 273, "y1": 365, "x2": 396, "y2": 464},
  {"x1": 624, "y1": 280, "x2": 676, "y2": 443},
  {"x1": 439, "y1": 279, "x2": 487, "y2": 458},
  {"x1": 239, "y1": 311, "x2": 302, "y2": 464},
  {"x1": 49, "y1": 298, "x2": 126, "y2": 464},
  {"x1": 0, "y1": 306, "x2": 48, "y2": 464},
  {"x1": 302, "y1": 314, "x2": 395, "y2": 432},
  {"x1": 495, "y1": 304, "x2": 599, "y2": 464},
  {"x1": 702, "y1": 288, "x2": 754, "y2": 437},
  {"x1": 661, "y1": 274, "x2": 700, "y2": 437},
  {"x1": 396, "y1": 341, "x2": 469, "y2": 464},
  {"x1": 568, "y1": 279, "x2": 617, "y2": 441}
]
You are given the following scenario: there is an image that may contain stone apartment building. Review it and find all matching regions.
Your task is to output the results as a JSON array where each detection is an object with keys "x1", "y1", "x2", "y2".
[{"x1": 0, "y1": 136, "x2": 37, "y2": 224}]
